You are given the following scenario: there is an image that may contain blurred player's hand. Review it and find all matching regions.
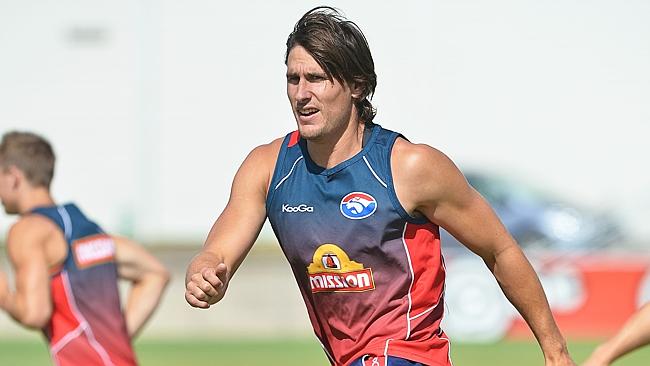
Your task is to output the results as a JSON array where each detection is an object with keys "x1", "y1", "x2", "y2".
[{"x1": 185, "y1": 263, "x2": 229, "y2": 309}]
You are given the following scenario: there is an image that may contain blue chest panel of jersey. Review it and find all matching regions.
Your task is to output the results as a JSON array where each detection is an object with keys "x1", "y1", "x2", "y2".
[{"x1": 266, "y1": 125, "x2": 424, "y2": 271}]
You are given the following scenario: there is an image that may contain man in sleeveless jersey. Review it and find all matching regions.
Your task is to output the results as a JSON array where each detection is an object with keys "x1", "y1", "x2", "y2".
[
  {"x1": 185, "y1": 6, "x2": 575, "y2": 366},
  {"x1": 0, "y1": 131, "x2": 170, "y2": 366}
]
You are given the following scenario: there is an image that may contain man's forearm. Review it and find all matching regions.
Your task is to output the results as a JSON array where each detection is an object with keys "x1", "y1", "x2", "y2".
[
  {"x1": 0, "y1": 291, "x2": 20, "y2": 322},
  {"x1": 585, "y1": 302, "x2": 650, "y2": 365},
  {"x1": 1, "y1": 290, "x2": 49, "y2": 329},
  {"x1": 125, "y1": 273, "x2": 169, "y2": 338},
  {"x1": 487, "y1": 245, "x2": 569, "y2": 359}
]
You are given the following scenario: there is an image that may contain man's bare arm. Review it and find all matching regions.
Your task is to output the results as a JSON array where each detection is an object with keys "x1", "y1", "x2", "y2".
[
  {"x1": 115, "y1": 236, "x2": 170, "y2": 338},
  {"x1": 0, "y1": 216, "x2": 54, "y2": 329},
  {"x1": 583, "y1": 302, "x2": 650, "y2": 366},
  {"x1": 185, "y1": 140, "x2": 280, "y2": 309},
  {"x1": 392, "y1": 139, "x2": 574, "y2": 365}
]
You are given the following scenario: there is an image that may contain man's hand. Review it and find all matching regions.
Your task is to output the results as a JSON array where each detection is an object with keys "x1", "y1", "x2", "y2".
[{"x1": 185, "y1": 263, "x2": 229, "y2": 309}]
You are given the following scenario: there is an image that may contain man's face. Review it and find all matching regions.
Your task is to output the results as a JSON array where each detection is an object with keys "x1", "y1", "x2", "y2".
[
  {"x1": 286, "y1": 45, "x2": 357, "y2": 141},
  {"x1": 0, "y1": 166, "x2": 19, "y2": 214}
]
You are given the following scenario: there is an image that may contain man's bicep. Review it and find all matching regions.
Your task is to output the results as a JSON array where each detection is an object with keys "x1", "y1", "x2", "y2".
[
  {"x1": 431, "y1": 184, "x2": 514, "y2": 259},
  {"x1": 7, "y1": 223, "x2": 52, "y2": 310},
  {"x1": 12, "y1": 251, "x2": 50, "y2": 299},
  {"x1": 404, "y1": 147, "x2": 514, "y2": 258}
]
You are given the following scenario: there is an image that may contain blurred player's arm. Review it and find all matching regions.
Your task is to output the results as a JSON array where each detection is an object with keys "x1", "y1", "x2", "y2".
[
  {"x1": 583, "y1": 302, "x2": 650, "y2": 366},
  {"x1": 0, "y1": 217, "x2": 53, "y2": 329},
  {"x1": 114, "y1": 236, "x2": 170, "y2": 338},
  {"x1": 185, "y1": 140, "x2": 280, "y2": 309},
  {"x1": 392, "y1": 139, "x2": 574, "y2": 366}
]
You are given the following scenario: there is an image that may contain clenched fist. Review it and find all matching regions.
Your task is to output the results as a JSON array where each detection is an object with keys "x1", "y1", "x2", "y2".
[{"x1": 185, "y1": 263, "x2": 229, "y2": 309}]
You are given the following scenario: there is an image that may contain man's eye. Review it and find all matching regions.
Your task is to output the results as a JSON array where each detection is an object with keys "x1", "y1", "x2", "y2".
[{"x1": 287, "y1": 76, "x2": 299, "y2": 84}]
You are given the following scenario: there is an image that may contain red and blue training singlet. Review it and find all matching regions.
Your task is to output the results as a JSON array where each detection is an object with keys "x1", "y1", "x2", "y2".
[
  {"x1": 266, "y1": 125, "x2": 451, "y2": 366},
  {"x1": 31, "y1": 203, "x2": 137, "y2": 366}
]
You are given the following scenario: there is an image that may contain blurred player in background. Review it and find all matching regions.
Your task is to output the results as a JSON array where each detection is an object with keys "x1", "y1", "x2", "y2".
[
  {"x1": 583, "y1": 302, "x2": 650, "y2": 366},
  {"x1": 185, "y1": 6, "x2": 575, "y2": 366},
  {"x1": 0, "y1": 131, "x2": 170, "y2": 366}
]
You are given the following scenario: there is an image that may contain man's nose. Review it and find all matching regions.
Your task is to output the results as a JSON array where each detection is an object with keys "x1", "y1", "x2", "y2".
[{"x1": 295, "y1": 79, "x2": 312, "y2": 103}]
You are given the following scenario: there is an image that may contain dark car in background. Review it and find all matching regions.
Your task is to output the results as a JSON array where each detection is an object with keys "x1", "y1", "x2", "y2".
[
  {"x1": 439, "y1": 171, "x2": 634, "y2": 342},
  {"x1": 440, "y1": 171, "x2": 624, "y2": 253}
]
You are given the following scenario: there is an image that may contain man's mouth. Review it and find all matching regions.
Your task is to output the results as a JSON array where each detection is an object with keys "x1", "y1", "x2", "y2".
[{"x1": 298, "y1": 108, "x2": 319, "y2": 117}]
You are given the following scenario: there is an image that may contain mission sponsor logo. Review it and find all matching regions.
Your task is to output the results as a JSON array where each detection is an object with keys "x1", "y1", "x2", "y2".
[
  {"x1": 340, "y1": 192, "x2": 377, "y2": 219},
  {"x1": 72, "y1": 234, "x2": 115, "y2": 269},
  {"x1": 282, "y1": 203, "x2": 314, "y2": 213},
  {"x1": 307, "y1": 244, "x2": 375, "y2": 293}
]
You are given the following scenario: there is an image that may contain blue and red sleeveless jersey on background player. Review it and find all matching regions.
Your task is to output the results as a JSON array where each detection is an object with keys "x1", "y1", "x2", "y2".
[
  {"x1": 31, "y1": 203, "x2": 137, "y2": 366},
  {"x1": 266, "y1": 125, "x2": 451, "y2": 366}
]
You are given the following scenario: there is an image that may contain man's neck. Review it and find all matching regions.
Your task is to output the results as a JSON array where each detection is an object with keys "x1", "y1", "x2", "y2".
[
  {"x1": 18, "y1": 188, "x2": 55, "y2": 215},
  {"x1": 307, "y1": 121, "x2": 366, "y2": 169}
]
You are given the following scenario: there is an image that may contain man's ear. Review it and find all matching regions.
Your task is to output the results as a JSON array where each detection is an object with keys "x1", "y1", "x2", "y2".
[
  {"x1": 7, "y1": 165, "x2": 24, "y2": 190},
  {"x1": 351, "y1": 82, "x2": 365, "y2": 100}
]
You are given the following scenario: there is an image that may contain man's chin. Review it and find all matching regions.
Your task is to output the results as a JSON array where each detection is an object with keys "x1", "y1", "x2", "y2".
[
  {"x1": 1, "y1": 203, "x2": 18, "y2": 215},
  {"x1": 297, "y1": 125, "x2": 323, "y2": 141}
]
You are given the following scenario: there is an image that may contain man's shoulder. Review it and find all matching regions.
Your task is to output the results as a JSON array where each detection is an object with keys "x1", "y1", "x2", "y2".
[
  {"x1": 235, "y1": 137, "x2": 286, "y2": 195},
  {"x1": 7, "y1": 215, "x2": 58, "y2": 247},
  {"x1": 245, "y1": 137, "x2": 284, "y2": 168},
  {"x1": 392, "y1": 137, "x2": 454, "y2": 173},
  {"x1": 391, "y1": 137, "x2": 466, "y2": 207},
  {"x1": 251, "y1": 137, "x2": 285, "y2": 156}
]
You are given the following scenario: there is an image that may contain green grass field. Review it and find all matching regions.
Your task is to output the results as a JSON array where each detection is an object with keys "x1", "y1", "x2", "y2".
[{"x1": 2, "y1": 338, "x2": 650, "y2": 365}]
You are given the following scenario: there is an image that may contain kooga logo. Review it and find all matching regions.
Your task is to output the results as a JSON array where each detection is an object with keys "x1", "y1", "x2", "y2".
[{"x1": 282, "y1": 204, "x2": 314, "y2": 213}]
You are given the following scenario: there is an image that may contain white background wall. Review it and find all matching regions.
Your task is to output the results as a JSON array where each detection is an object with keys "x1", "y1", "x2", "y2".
[{"x1": 1, "y1": 0, "x2": 649, "y2": 243}]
